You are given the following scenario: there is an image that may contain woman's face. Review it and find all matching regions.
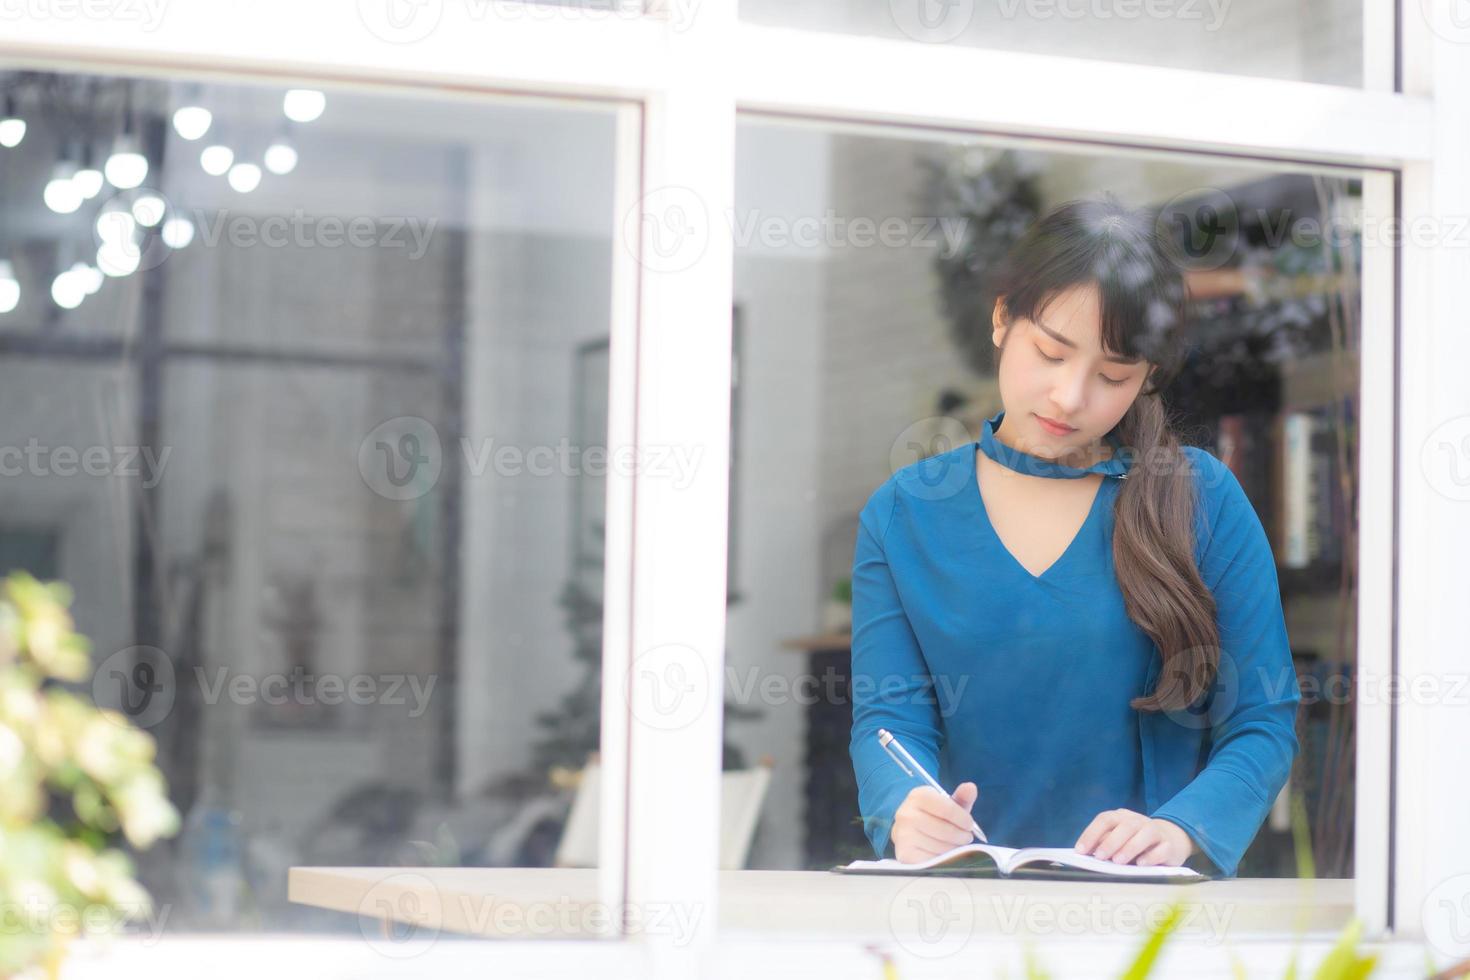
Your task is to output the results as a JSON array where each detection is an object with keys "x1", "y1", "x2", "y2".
[{"x1": 991, "y1": 282, "x2": 1152, "y2": 462}]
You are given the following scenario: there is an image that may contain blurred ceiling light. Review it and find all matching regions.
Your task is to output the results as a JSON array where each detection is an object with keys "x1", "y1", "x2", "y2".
[
  {"x1": 0, "y1": 261, "x2": 19, "y2": 314},
  {"x1": 95, "y1": 206, "x2": 137, "y2": 245},
  {"x1": 97, "y1": 240, "x2": 141, "y2": 278},
  {"x1": 227, "y1": 162, "x2": 261, "y2": 193},
  {"x1": 104, "y1": 133, "x2": 149, "y2": 189},
  {"x1": 51, "y1": 268, "x2": 87, "y2": 309},
  {"x1": 172, "y1": 105, "x2": 213, "y2": 141},
  {"x1": 200, "y1": 143, "x2": 234, "y2": 176},
  {"x1": 69, "y1": 261, "x2": 104, "y2": 296},
  {"x1": 282, "y1": 89, "x2": 325, "y2": 123},
  {"x1": 43, "y1": 162, "x2": 83, "y2": 214},
  {"x1": 131, "y1": 193, "x2": 166, "y2": 227},
  {"x1": 162, "y1": 216, "x2": 195, "y2": 249},
  {"x1": 73, "y1": 165, "x2": 104, "y2": 200},
  {"x1": 0, "y1": 93, "x2": 23, "y2": 148},
  {"x1": 264, "y1": 140, "x2": 298, "y2": 175}
]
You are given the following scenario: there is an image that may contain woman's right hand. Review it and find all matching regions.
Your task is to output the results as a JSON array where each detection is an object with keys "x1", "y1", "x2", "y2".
[{"x1": 891, "y1": 782, "x2": 980, "y2": 864}]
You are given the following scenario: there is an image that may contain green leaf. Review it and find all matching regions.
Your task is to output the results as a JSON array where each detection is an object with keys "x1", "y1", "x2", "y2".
[{"x1": 1119, "y1": 900, "x2": 1184, "y2": 980}]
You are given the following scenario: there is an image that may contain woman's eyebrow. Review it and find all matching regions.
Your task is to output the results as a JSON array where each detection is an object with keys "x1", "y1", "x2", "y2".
[{"x1": 1035, "y1": 319, "x2": 1143, "y2": 365}]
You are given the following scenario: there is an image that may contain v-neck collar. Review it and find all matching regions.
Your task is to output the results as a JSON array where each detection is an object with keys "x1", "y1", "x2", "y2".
[{"x1": 968, "y1": 438, "x2": 1110, "y2": 582}]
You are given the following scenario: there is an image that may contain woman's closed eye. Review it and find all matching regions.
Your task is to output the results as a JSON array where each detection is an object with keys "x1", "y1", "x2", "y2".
[{"x1": 1036, "y1": 346, "x2": 1130, "y2": 386}]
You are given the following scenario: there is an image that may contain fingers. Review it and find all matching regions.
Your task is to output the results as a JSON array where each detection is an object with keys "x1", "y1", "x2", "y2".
[
  {"x1": 910, "y1": 808, "x2": 972, "y2": 848},
  {"x1": 951, "y1": 781, "x2": 978, "y2": 811},
  {"x1": 1074, "y1": 809, "x2": 1123, "y2": 854},
  {"x1": 1075, "y1": 809, "x2": 1149, "y2": 862},
  {"x1": 1131, "y1": 839, "x2": 1171, "y2": 867},
  {"x1": 914, "y1": 786, "x2": 977, "y2": 836},
  {"x1": 1109, "y1": 824, "x2": 1162, "y2": 866},
  {"x1": 903, "y1": 822, "x2": 969, "y2": 857},
  {"x1": 1091, "y1": 820, "x2": 1141, "y2": 862}
]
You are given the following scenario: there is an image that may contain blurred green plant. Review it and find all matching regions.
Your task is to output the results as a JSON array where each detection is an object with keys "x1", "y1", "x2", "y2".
[
  {"x1": 831, "y1": 578, "x2": 852, "y2": 604},
  {"x1": 1016, "y1": 899, "x2": 1378, "y2": 980},
  {"x1": 0, "y1": 571, "x2": 181, "y2": 978}
]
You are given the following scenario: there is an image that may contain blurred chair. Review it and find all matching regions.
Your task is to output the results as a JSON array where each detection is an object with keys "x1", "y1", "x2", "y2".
[{"x1": 553, "y1": 752, "x2": 774, "y2": 869}]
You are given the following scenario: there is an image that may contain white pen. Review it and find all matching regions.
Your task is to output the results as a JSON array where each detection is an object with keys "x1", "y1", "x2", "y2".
[{"x1": 877, "y1": 727, "x2": 988, "y2": 843}]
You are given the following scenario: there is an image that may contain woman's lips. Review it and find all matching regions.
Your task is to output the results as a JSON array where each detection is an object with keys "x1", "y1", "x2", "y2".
[{"x1": 1035, "y1": 414, "x2": 1077, "y2": 436}]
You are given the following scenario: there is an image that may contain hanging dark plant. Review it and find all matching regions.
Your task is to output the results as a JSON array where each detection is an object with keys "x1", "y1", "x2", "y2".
[{"x1": 916, "y1": 146, "x2": 1046, "y2": 377}]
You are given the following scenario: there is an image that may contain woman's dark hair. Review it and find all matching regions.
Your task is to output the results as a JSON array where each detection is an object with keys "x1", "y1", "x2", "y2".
[{"x1": 988, "y1": 192, "x2": 1215, "y2": 714}]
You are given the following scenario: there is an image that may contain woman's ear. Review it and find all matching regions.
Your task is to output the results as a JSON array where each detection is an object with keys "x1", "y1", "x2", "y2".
[{"x1": 991, "y1": 297, "x2": 1008, "y2": 347}]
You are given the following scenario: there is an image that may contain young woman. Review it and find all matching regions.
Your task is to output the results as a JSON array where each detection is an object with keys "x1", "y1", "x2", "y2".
[{"x1": 848, "y1": 194, "x2": 1302, "y2": 878}]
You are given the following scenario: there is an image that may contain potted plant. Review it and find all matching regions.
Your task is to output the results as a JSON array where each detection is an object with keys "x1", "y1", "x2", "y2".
[{"x1": 823, "y1": 578, "x2": 852, "y2": 633}]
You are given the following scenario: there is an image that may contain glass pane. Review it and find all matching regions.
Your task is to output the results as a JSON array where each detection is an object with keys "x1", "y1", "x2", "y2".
[
  {"x1": 740, "y1": 0, "x2": 1364, "y2": 87},
  {"x1": 731, "y1": 119, "x2": 1362, "y2": 883},
  {"x1": 0, "y1": 67, "x2": 625, "y2": 937}
]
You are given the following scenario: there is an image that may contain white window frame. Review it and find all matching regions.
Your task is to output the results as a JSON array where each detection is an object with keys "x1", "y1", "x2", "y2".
[{"x1": 2, "y1": 0, "x2": 1464, "y2": 960}]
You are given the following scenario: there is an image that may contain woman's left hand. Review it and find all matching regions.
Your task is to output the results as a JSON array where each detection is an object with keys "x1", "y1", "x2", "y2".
[{"x1": 1074, "y1": 809, "x2": 1197, "y2": 867}]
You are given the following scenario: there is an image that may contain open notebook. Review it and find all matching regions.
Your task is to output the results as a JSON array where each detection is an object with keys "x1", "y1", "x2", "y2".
[{"x1": 832, "y1": 840, "x2": 1211, "y2": 883}]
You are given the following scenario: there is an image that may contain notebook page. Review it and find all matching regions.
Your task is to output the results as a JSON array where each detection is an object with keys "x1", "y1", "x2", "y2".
[
  {"x1": 839, "y1": 841, "x2": 1019, "y2": 872},
  {"x1": 1008, "y1": 847, "x2": 1204, "y2": 878}
]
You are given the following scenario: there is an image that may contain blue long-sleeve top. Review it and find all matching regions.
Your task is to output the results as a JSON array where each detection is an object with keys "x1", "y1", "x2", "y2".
[{"x1": 848, "y1": 413, "x2": 1302, "y2": 878}]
